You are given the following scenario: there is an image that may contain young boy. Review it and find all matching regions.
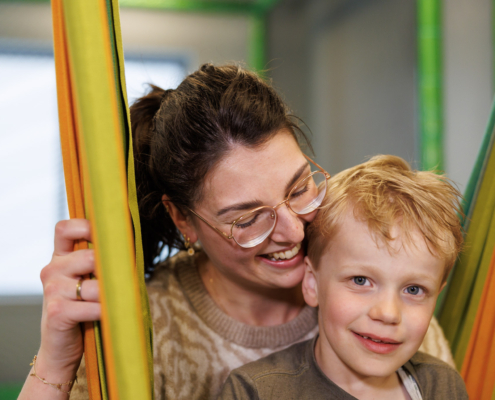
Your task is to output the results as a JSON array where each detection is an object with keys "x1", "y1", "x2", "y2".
[{"x1": 219, "y1": 155, "x2": 468, "y2": 400}]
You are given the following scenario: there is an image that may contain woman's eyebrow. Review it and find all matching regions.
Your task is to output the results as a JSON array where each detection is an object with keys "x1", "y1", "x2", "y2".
[
  {"x1": 285, "y1": 162, "x2": 311, "y2": 192},
  {"x1": 216, "y1": 200, "x2": 264, "y2": 218}
]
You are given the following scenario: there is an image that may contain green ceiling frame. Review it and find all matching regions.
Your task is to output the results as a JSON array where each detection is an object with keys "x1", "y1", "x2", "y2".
[{"x1": 1, "y1": 0, "x2": 282, "y2": 72}]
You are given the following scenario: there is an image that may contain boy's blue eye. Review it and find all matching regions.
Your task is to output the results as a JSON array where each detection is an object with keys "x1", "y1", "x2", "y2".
[
  {"x1": 353, "y1": 276, "x2": 367, "y2": 286},
  {"x1": 406, "y1": 286, "x2": 423, "y2": 295}
]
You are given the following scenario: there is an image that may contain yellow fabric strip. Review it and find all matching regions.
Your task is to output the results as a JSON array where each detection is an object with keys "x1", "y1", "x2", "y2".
[
  {"x1": 51, "y1": 0, "x2": 103, "y2": 398},
  {"x1": 62, "y1": 0, "x2": 152, "y2": 398}
]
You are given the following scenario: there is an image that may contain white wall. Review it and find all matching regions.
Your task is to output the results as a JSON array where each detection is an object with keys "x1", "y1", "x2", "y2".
[
  {"x1": 444, "y1": 0, "x2": 493, "y2": 192},
  {"x1": 119, "y1": 8, "x2": 248, "y2": 68},
  {"x1": 310, "y1": 0, "x2": 417, "y2": 174},
  {"x1": 269, "y1": 0, "x2": 417, "y2": 174},
  {"x1": 269, "y1": 0, "x2": 493, "y2": 192},
  {"x1": 0, "y1": 3, "x2": 249, "y2": 70}
]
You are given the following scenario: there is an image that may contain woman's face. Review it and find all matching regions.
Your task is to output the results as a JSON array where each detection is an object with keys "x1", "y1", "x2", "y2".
[{"x1": 189, "y1": 131, "x2": 317, "y2": 290}]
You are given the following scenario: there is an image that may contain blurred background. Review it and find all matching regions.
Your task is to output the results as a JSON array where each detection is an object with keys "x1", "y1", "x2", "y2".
[{"x1": 0, "y1": 0, "x2": 492, "y2": 396}]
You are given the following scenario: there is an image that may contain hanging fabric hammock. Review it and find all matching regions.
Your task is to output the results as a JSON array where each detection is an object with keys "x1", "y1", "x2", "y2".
[
  {"x1": 51, "y1": 0, "x2": 154, "y2": 399},
  {"x1": 438, "y1": 98, "x2": 495, "y2": 398}
]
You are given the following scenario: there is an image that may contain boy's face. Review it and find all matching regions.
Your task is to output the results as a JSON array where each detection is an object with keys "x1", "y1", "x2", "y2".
[{"x1": 303, "y1": 210, "x2": 446, "y2": 381}]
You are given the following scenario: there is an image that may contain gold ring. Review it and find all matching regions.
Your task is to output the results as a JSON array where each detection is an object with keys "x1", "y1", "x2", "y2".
[{"x1": 76, "y1": 278, "x2": 84, "y2": 301}]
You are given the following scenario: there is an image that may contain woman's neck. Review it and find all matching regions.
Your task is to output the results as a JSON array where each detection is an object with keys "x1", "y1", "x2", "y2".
[{"x1": 198, "y1": 255, "x2": 305, "y2": 326}]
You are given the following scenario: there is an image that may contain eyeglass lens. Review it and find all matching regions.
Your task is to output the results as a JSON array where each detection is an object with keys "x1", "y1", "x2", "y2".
[
  {"x1": 288, "y1": 171, "x2": 327, "y2": 215},
  {"x1": 232, "y1": 171, "x2": 328, "y2": 248},
  {"x1": 233, "y1": 209, "x2": 277, "y2": 248}
]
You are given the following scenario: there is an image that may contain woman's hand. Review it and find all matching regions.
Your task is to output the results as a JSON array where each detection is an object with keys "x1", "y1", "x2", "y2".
[{"x1": 19, "y1": 219, "x2": 101, "y2": 399}]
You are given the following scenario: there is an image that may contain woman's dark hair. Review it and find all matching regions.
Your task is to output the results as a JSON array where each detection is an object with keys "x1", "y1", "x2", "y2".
[{"x1": 131, "y1": 63, "x2": 309, "y2": 273}]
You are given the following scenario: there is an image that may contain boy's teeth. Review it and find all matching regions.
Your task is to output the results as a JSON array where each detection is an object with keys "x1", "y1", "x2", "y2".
[
  {"x1": 266, "y1": 243, "x2": 301, "y2": 261},
  {"x1": 361, "y1": 335, "x2": 385, "y2": 343}
]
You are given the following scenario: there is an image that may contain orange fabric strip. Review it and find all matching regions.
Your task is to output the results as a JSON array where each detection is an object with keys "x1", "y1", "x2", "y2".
[
  {"x1": 481, "y1": 336, "x2": 495, "y2": 399},
  {"x1": 51, "y1": 1, "x2": 101, "y2": 399},
  {"x1": 461, "y1": 244, "x2": 495, "y2": 398}
]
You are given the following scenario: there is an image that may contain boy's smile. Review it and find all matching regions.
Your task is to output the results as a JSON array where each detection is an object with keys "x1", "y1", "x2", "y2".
[
  {"x1": 352, "y1": 331, "x2": 402, "y2": 354},
  {"x1": 303, "y1": 209, "x2": 446, "y2": 390}
]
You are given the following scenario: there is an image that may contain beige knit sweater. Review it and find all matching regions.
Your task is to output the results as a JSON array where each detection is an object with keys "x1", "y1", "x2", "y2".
[{"x1": 70, "y1": 251, "x2": 454, "y2": 400}]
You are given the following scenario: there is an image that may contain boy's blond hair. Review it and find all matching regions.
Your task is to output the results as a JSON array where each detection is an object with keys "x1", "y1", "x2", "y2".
[{"x1": 307, "y1": 155, "x2": 463, "y2": 282}]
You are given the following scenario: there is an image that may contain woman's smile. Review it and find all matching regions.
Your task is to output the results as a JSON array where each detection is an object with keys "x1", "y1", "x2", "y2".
[
  {"x1": 257, "y1": 243, "x2": 304, "y2": 269},
  {"x1": 263, "y1": 242, "x2": 302, "y2": 261}
]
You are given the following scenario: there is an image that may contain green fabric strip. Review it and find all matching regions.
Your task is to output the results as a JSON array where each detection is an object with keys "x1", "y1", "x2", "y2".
[
  {"x1": 63, "y1": 0, "x2": 152, "y2": 398},
  {"x1": 461, "y1": 98, "x2": 495, "y2": 230},
  {"x1": 435, "y1": 101, "x2": 495, "y2": 317},
  {"x1": 105, "y1": 0, "x2": 129, "y2": 156},
  {"x1": 439, "y1": 95, "x2": 495, "y2": 368},
  {"x1": 94, "y1": 320, "x2": 109, "y2": 400}
]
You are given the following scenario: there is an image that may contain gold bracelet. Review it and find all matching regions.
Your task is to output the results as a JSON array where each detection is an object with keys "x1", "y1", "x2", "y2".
[{"x1": 29, "y1": 355, "x2": 76, "y2": 395}]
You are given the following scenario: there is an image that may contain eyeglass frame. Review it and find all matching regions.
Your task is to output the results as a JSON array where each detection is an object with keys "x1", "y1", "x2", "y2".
[{"x1": 185, "y1": 155, "x2": 331, "y2": 248}]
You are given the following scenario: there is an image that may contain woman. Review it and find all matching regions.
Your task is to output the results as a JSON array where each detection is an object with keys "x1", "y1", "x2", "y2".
[{"x1": 19, "y1": 64, "x2": 453, "y2": 400}]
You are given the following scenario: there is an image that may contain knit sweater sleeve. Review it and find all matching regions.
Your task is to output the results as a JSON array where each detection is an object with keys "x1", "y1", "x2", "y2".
[
  {"x1": 419, "y1": 316, "x2": 455, "y2": 367},
  {"x1": 69, "y1": 356, "x2": 88, "y2": 400}
]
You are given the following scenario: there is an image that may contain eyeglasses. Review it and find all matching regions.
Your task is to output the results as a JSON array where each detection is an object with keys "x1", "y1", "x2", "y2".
[{"x1": 187, "y1": 155, "x2": 331, "y2": 248}]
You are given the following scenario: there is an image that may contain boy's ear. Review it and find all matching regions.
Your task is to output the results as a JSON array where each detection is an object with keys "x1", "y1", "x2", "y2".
[
  {"x1": 302, "y1": 256, "x2": 319, "y2": 307},
  {"x1": 162, "y1": 195, "x2": 198, "y2": 243}
]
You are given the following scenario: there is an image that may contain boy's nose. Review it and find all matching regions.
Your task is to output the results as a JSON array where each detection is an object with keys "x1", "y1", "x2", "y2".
[{"x1": 368, "y1": 292, "x2": 402, "y2": 325}]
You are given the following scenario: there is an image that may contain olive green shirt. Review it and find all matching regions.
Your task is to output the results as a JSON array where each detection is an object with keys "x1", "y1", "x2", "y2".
[{"x1": 218, "y1": 337, "x2": 468, "y2": 400}]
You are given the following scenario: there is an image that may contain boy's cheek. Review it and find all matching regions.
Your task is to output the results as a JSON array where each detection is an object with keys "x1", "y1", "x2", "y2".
[
  {"x1": 319, "y1": 288, "x2": 365, "y2": 324},
  {"x1": 404, "y1": 306, "x2": 433, "y2": 345}
]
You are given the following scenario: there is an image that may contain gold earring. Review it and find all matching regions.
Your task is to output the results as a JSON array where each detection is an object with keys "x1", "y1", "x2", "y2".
[{"x1": 184, "y1": 235, "x2": 195, "y2": 256}]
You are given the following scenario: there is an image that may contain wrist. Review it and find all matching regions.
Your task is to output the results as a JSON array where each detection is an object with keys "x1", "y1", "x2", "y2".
[
  {"x1": 34, "y1": 349, "x2": 81, "y2": 383},
  {"x1": 29, "y1": 354, "x2": 78, "y2": 396}
]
